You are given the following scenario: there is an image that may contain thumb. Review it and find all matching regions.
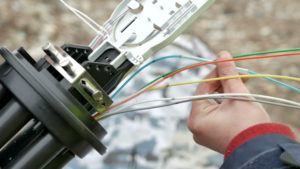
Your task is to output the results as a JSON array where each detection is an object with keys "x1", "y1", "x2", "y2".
[
  {"x1": 217, "y1": 51, "x2": 249, "y2": 93},
  {"x1": 191, "y1": 69, "x2": 220, "y2": 117}
]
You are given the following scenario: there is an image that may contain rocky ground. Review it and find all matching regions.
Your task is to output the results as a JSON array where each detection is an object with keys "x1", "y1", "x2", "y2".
[{"x1": 1, "y1": 0, "x2": 300, "y2": 168}]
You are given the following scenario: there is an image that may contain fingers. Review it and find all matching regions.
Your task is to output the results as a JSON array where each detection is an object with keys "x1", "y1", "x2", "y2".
[
  {"x1": 217, "y1": 51, "x2": 249, "y2": 93},
  {"x1": 216, "y1": 72, "x2": 249, "y2": 93},
  {"x1": 195, "y1": 69, "x2": 221, "y2": 95},
  {"x1": 191, "y1": 51, "x2": 250, "y2": 116},
  {"x1": 239, "y1": 72, "x2": 250, "y2": 83},
  {"x1": 192, "y1": 68, "x2": 221, "y2": 116}
]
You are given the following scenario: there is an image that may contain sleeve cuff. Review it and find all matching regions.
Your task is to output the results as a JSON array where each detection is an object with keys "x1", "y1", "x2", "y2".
[{"x1": 224, "y1": 123, "x2": 295, "y2": 161}]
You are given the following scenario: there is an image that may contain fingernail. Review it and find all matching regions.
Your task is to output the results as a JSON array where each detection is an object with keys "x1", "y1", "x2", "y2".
[{"x1": 208, "y1": 99, "x2": 218, "y2": 105}]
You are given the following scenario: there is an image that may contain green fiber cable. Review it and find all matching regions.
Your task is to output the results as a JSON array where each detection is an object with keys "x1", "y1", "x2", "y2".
[
  {"x1": 233, "y1": 48, "x2": 300, "y2": 58},
  {"x1": 139, "y1": 49, "x2": 300, "y2": 91},
  {"x1": 139, "y1": 64, "x2": 194, "y2": 90}
]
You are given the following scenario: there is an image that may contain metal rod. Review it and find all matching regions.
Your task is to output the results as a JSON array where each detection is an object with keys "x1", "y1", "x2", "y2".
[
  {"x1": 43, "y1": 149, "x2": 75, "y2": 169},
  {"x1": 0, "y1": 99, "x2": 31, "y2": 148},
  {"x1": 5, "y1": 133, "x2": 65, "y2": 169}
]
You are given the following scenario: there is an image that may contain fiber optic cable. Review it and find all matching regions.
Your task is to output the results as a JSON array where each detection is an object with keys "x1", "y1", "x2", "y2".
[
  {"x1": 111, "y1": 93, "x2": 300, "y2": 117},
  {"x1": 104, "y1": 78, "x2": 164, "y2": 113},
  {"x1": 102, "y1": 52, "x2": 300, "y2": 113},
  {"x1": 99, "y1": 98, "x2": 300, "y2": 120},
  {"x1": 165, "y1": 53, "x2": 300, "y2": 79},
  {"x1": 140, "y1": 52, "x2": 300, "y2": 91},
  {"x1": 241, "y1": 70, "x2": 300, "y2": 93},
  {"x1": 138, "y1": 58, "x2": 300, "y2": 92},
  {"x1": 60, "y1": 0, "x2": 108, "y2": 34},
  {"x1": 98, "y1": 97, "x2": 297, "y2": 120},
  {"x1": 112, "y1": 49, "x2": 300, "y2": 98},
  {"x1": 147, "y1": 74, "x2": 300, "y2": 92},
  {"x1": 233, "y1": 48, "x2": 300, "y2": 58},
  {"x1": 111, "y1": 55, "x2": 202, "y2": 98},
  {"x1": 96, "y1": 93, "x2": 300, "y2": 120},
  {"x1": 192, "y1": 58, "x2": 300, "y2": 93}
]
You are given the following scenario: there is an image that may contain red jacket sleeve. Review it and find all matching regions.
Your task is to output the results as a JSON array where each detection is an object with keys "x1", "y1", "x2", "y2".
[{"x1": 224, "y1": 123, "x2": 296, "y2": 160}]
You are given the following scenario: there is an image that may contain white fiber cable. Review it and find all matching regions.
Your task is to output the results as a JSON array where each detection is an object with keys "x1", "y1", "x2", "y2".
[
  {"x1": 60, "y1": 0, "x2": 108, "y2": 34},
  {"x1": 98, "y1": 93, "x2": 300, "y2": 121},
  {"x1": 98, "y1": 96, "x2": 300, "y2": 121}
]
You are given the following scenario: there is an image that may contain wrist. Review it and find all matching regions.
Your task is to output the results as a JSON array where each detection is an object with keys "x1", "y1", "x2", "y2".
[{"x1": 224, "y1": 123, "x2": 295, "y2": 160}]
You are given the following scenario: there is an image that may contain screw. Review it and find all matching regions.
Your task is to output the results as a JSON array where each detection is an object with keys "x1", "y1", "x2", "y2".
[{"x1": 80, "y1": 79, "x2": 104, "y2": 103}]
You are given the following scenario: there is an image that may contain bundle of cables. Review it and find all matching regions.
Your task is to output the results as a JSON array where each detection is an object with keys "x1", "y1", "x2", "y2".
[
  {"x1": 59, "y1": 1, "x2": 300, "y2": 121},
  {"x1": 94, "y1": 48, "x2": 300, "y2": 121}
]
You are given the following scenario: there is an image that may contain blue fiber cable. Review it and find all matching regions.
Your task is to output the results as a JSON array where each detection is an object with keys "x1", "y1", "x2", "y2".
[
  {"x1": 241, "y1": 69, "x2": 300, "y2": 93},
  {"x1": 190, "y1": 57, "x2": 300, "y2": 94},
  {"x1": 111, "y1": 55, "x2": 181, "y2": 98},
  {"x1": 111, "y1": 55, "x2": 300, "y2": 98}
]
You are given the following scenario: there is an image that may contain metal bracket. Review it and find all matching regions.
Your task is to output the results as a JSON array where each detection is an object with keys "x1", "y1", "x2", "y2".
[{"x1": 43, "y1": 42, "x2": 112, "y2": 114}]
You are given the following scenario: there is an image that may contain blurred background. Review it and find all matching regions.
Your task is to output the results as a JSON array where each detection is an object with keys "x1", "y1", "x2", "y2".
[{"x1": 1, "y1": 0, "x2": 300, "y2": 168}]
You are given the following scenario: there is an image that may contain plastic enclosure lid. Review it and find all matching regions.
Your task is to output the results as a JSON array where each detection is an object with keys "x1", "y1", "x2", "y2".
[{"x1": 90, "y1": 0, "x2": 215, "y2": 66}]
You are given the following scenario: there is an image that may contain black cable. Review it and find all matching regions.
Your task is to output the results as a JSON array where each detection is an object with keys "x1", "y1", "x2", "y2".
[{"x1": 0, "y1": 99, "x2": 32, "y2": 148}]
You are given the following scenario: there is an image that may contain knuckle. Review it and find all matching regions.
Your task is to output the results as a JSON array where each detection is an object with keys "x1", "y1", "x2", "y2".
[
  {"x1": 187, "y1": 115, "x2": 196, "y2": 132},
  {"x1": 218, "y1": 66, "x2": 236, "y2": 77},
  {"x1": 193, "y1": 135, "x2": 200, "y2": 144},
  {"x1": 196, "y1": 101, "x2": 210, "y2": 110},
  {"x1": 203, "y1": 105, "x2": 218, "y2": 113},
  {"x1": 228, "y1": 81, "x2": 249, "y2": 93},
  {"x1": 193, "y1": 135, "x2": 205, "y2": 145},
  {"x1": 196, "y1": 101, "x2": 217, "y2": 113},
  {"x1": 187, "y1": 115, "x2": 204, "y2": 136}
]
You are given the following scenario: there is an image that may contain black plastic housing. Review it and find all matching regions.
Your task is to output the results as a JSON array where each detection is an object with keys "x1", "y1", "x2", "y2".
[
  {"x1": 0, "y1": 42, "x2": 134, "y2": 169},
  {"x1": 0, "y1": 46, "x2": 107, "y2": 169}
]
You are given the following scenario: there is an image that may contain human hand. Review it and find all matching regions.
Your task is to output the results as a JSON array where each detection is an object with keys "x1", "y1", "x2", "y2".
[{"x1": 187, "y1": 51, "x2": 271, "y2": 154}]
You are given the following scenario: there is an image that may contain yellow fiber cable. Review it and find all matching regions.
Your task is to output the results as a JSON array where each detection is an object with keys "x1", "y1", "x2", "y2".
[{"x1": 148, "y1": 74, "x2": 300, "y2": 92}]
